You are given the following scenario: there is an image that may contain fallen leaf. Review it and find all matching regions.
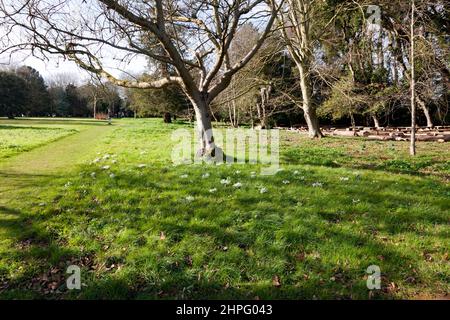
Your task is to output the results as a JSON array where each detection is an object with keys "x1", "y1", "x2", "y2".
[
  {"x1": 296, "y1": 252, "x2": 306, "y2": 261},
  {"x1": 272, "y1": 275, "x2": 281, "y2": 287},
  {"x1": 423, "y1": 252, "x2": 433, "y2": 262},
  {"x1": 185, "y1": 256, "x2": 193, "y2": 267}
]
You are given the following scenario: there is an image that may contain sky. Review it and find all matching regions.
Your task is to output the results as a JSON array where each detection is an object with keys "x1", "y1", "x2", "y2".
[
  {"x1": 0, "y1": 0, "x2": 149, "y2": 85},
  {"x1": 0, "y1": 49, "x2": 148, "y2": 85}
]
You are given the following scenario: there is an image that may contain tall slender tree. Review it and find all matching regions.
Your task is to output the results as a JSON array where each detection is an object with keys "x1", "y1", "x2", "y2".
[{"x1": 410, "y1": 0, "x2": 416, "y2": 156}]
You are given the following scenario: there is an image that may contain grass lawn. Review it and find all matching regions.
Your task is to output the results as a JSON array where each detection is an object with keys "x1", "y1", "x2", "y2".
[
  {"x1": 0, "y1": 118, "x2": 448, "y2": 299},
  {"x1": 0, "y1": 125, "x2": 76, "y2": 159}
]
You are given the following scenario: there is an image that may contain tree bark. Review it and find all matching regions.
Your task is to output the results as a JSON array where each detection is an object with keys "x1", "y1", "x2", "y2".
[
  {"x1": 303, "y1": 106, "x2": 322, "y2": 138},
  {"x1": 93, "y1": 95, "x2": 97, "y2": 119},
  {"x1": 421, "y1": 105, "x2": 433, "y2": 128},
  {"x1": 163, "y1": 112, "x2": 172, "y2": 123},
  {"x1": 410, "y1": 0, "x2": 416, "y2": 156},
  {"x1": 297, "y1": 61, "x2": 323, "y2": 138},
  {"x1": 350, "y1": 112, "x2": 356, "y2": 134},
  {"x1": 189, "y1": 96, "x2": 215, "y2": 157},
  {"x1": 257, "y1": 86, "x2": 270, "y2": 128},
  {"x1": 372, "y1": 115, "x2": 380, "y2": 128},
  {"x1": 416, "y1": 96, "x2": 433, "y2": 128}
]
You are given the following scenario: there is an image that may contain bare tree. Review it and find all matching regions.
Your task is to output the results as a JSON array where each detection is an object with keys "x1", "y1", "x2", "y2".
[
  {"x1": 46, "y1": 72, "x2": 81, "y2": 88},
  {"x1": 0, "y1": 0, "x2": 282, "y2": 156},
  {"x1": 277, "y1": 0, "x2": 327, "y2": 138},
  {"x1": 410, "y1": 0, "x2": 416, "y2": 156},
  {"x1": 78, "y1": 79, "x2": 105, "y2": 118}
]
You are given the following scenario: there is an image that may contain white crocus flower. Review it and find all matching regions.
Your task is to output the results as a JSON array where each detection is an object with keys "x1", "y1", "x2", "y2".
[{"x1": 233, "y1": 182, "x2": 242, "y2": 188}]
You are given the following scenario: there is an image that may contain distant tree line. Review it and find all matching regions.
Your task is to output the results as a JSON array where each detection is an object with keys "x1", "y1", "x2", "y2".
[
  {"x1": 0, "y1": 65, "x2": 191, "y2": 122},
  {"x1": 0, "y1": 66, "x2": 127, "y2": 119}
]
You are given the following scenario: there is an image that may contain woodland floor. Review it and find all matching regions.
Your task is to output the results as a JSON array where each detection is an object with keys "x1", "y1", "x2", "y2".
[{"x1": 0, "y1": 118, "x2": 448, "y2": 299}]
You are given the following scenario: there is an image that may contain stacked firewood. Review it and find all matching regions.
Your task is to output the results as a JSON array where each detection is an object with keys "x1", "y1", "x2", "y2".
[{"x1": 278, "y1": 125, "x2": 450, "y2": 142}]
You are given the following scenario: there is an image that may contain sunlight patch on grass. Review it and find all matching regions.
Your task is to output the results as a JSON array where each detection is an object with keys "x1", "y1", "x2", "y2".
[{"x1": 0, "y1": 125, "x2": 76, "y2": 159}]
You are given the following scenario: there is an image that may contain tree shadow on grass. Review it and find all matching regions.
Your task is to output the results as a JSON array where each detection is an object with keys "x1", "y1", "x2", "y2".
[
  {"x1": 281, "y1": 147, "x2": 449, "y2": 179},
  {"x1": 0, "y1": 164, "x2": 448, "y2": 299}
]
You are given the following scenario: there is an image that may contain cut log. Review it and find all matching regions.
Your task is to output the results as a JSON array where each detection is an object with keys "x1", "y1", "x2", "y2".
[
  {"x1": 367, "y1": 135, "x2": 394, "y2": 141},
  {"x1": 389, "y1": 132, "x2": 406, "y2": 138},
  {"x1": 357, "y1": 130, "x2": 372, "y2": 137},
  {"x1": 333, "y1": 130, "x2": 357, "y2": 137},
  {"x1": 415, "y1": 135, "x2": 450, "y2": 142}
]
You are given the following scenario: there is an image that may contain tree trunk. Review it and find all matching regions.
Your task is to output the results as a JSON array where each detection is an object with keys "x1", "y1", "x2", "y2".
[
  {"x1": 410, "y1": 0, "x2": 416, "y2": 156},
  {"x1": 372, "y1": 115, "x2": 380, "y2": 128},
  {"x1": 260, "y1": 115, "x2": 268, "y2": 129},
  {"x1": 258, "y1": 86, "x2": 270, "y2": 128},
  {"x1": 302, "y1": 106, "x2": 321, "y2": 138},
  {"x1": 416, "y1": 96, "x2": 433, "y2": 128},
  {"x1": 297, "y1": 62, "x2": 322, "y2": 138},
  {"x1": 232, "y1": 81, "x2": 238, "y2": 127},
  {"x1": 93, "y1": 95, "x2": 97, "y2": 119},
  {"x1": 163, "y1": 112, "x2": 172, "y2": 123},
  {"x1": 350, "y1": 112, "x2": 356, "y2": 134},
  {"x1": 421, "y1": 105, "x2": 433, "y2": 128},
  {"x1": 191, "y1": 98, "x2": 215, "y2": 157}
]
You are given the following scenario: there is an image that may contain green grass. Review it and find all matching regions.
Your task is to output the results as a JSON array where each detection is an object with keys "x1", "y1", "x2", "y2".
[
  {"x1": 0, "y1": 118, "x2": 448, "y2": 299},
  {"x1": 0, "y1": 125, "x2": 76, "y2": 159}
]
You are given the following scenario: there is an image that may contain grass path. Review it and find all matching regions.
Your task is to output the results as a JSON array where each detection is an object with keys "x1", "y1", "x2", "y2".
[
  {"x1": 0, "y1": 124, "x2": 113, "y2": 176},
  {"x1": 0, "y1": 123, "x2": 114, "y2": 211},
  {"x1": 0, "y1": 124, "x2": 114, "y2": 276}
]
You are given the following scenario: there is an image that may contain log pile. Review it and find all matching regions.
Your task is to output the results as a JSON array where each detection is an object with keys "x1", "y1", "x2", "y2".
[{"x1": 280, "y1": 125, "x2": 450, "y2": 142}]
